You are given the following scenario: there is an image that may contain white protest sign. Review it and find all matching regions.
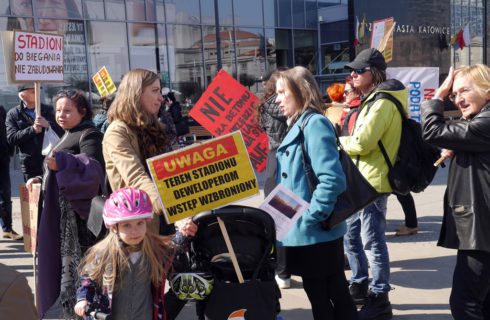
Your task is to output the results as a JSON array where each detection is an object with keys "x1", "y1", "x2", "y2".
[
  {"x1": 13, "y1": 31, "x2": 64, "y2": 82},
  {"x1": 387, "y1": 67, "x2": 439, "y2": 122}
]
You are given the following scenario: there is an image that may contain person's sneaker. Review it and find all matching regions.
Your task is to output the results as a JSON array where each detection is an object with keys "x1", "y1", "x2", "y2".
[
  {"x1": 3, "y1": 230, "x2": 23, "y2": 241},
  {"x1": 275, "y1": 275, "x2": 291, "y2": 289},
  {"x1": 395, "y1": 226, "x2": 418, "y2": 236},
  {"x1": 358, "y1": 291, "x2": 393, "y2": 320},
  {"x1": 349, "y1": 280, "x2": 369, "y2": 305}
]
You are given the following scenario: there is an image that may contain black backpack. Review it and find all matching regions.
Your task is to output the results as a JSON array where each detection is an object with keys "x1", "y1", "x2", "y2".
[{"x1": 367, "y1": 92, "x2": 441, "y2": 195}]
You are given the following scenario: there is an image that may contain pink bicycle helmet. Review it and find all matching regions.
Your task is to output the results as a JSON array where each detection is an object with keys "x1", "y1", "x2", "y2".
[{"x1": 103, "y1": 187, "x2": 153, "y2": 227}]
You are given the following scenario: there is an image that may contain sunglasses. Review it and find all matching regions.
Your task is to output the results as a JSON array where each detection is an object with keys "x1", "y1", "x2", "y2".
[
  {"x1": 351, "y1": 67, "x2": 371, "y2": 75},
  {"x1": 56, "y1": 89, "x2": 78, "y2": 98}
]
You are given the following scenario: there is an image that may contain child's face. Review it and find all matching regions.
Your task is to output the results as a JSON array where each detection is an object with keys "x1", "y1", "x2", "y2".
[{"x1": 115, "y1": 218, "x2": 147, "y2": 246}]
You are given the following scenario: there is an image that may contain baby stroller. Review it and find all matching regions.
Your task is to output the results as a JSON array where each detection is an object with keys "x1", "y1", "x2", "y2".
[{"x1": 171, "y1": 205, "x2": 281, "y2": 320}]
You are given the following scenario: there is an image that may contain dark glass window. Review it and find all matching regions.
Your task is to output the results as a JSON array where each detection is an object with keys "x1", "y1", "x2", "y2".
[
  {"x1": 87, "y1": 21, "x2": 130, "y2": 88},
  {"x1": 294, "y1": 29, "x2": 316, "y2": 73},
  {"x1": 292, "y1": 0, "x2": 305, "y2": 28},
  {"x1": 128, "y1": 23, "x2": 158, "y2": 71},
  {"x1": 320, "y1": 20, "x2": 348, "y2": 44},
  {"x1": 218, "y1": 0, "x2": 233, "y2": 25},
  {"x1": 126, "y1": 0, "x2": 146, "y2": 21},
  {"x1": 166, "y1": 24, "x2": 204, "y2": 104},
  {"x1": 318, "y1": 0, "x2": 340, "y2": 8},
  {"x1": 9, "y1": 0, "x2": 33, "y2": 16},
  {"x1": 200, "y1": 0, "x2": 215, "y2": 25},
  {"x1": 201, "y1": 0, "x2": 233, "y2": 25},
  {"x1": 265, "y1": 28, "x2": 277, "y2": 70},
  {"x1": 146, "y1": 0, "x2": 156, "y2": 21},
  {"x1": 305, "y1": 0, "x2": 317, "y2": 28},
  {"x1": 277, "y1": 0, "x2": 292, "y2": 28},
  {"x1": 236, "y1": 28, "x2": 265, "y2": 96},
  {"x1": 215, "y1": 27, "x2": 236, "y2": 79},
  {"x1": 35, "y1": 20, "x2": 89, "y2": 103},
  {"x1": 155, "y1": 0, "x2": 165, "y2": 22},
  {"x1": 105, "y1": 0, "x2": 126, "y2": 20},
  {"x1": 0, "y1": 17, "x2": 35, "y2": 111},
  {"x1": 263, "y1": 0, "x2": 276, "y2": 27},
  {"x1": 275, "y1": 29, "x2": 293, "y2": 67},
  {"x1": 84, "y1": 0, "x2": 104, "y2": 19},
  {"x1": 164, "y1": 0, "x2": 200, "y2": 24},
  {"x1": 157, "y1": 24, "x2": 170, "y2": 87},
  {"x1": 34, "y1": 0, "x2": 82, "y2": 18},
  {"x1": 202, "y1": 25, "x2": 218, "y2": 86},
  {"x1": 321, "y1": 42, "x2": 350, "y2": 74},
  {"x1": 233, "y1": 0, "x2": 263, "y2": 26}
]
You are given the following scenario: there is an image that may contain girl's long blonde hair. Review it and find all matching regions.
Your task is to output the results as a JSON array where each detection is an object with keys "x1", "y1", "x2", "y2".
[
  {"x1": 108, "y1": 68, "x2": 169, "y2": 159},
  {"x1": 79, "y1": 225, "x2": 174, "y2": 292}
]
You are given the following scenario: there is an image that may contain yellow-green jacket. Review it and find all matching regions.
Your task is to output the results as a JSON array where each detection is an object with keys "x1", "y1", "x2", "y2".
[{"x1": 339, "y1": 79, "x2": 408, "y2": 193}]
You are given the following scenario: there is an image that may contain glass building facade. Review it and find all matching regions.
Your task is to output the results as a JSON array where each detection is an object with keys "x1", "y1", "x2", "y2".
[{"x1": 0, "y1": 0, "x2": 488, "y2": 111}]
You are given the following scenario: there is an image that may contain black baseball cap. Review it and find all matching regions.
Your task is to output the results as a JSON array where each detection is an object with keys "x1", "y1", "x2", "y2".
[
  {"x1": 17, "y1": 83, "x2": 35, "y2": 93},
  {"x1": 345, "y1": 48, "x2": 387, "y2": 71}
]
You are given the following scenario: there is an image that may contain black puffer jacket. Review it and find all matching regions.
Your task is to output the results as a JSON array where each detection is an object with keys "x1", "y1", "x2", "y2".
[
  {"x1": 422, "y1": 99, "x2": 490, "y2": 253},
  {"x1": 259, "y1": 94, "x2": 287, "y2": 151},
  {"x1": 0, "y1": 106, "x2": 10, "y2": 164},
  {"x1": 5, "y1": 103, "x2": 62, "y2": 176}
]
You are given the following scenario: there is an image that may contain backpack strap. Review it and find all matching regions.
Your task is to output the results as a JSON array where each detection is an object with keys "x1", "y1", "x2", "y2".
[{"x1": 364, "y1": 92, "x2": 405, "y2": 168}]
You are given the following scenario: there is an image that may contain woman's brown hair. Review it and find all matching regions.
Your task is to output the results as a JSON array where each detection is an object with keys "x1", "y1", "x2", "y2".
[
  {"x1": 108, "y1": 69, "x2": 169, "y2": 159},
  {"x1": 277, "y1": 66, "x2": 324, "y2": 114}
]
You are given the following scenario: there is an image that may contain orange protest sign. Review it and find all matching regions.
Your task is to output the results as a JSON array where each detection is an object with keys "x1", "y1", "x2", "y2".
[{"x1": 189, "y1": 70, "x2": 268, "y2": 172}]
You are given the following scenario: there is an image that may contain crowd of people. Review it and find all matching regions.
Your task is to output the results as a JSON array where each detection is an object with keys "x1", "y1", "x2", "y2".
[{"x1": 1, "y1": 48, "x2": 490, "y2": 320}]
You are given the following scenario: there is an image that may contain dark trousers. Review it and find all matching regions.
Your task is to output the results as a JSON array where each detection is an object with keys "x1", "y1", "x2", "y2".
[
  {"x1": 0, "y1": 160, "x2": 13, "y2": 232},
  {"x1": 396, "y1": 193, "x2": 417, "y2": 228},
  {"x1": 265, "y1": 149, "x2": 291, "y2": 279},
  {"x1": 302, "y1": 272, "x2": 357, "y2": 320},
  {"x1": 450, "y1": 250, "x2": 490, "y2": 320}
]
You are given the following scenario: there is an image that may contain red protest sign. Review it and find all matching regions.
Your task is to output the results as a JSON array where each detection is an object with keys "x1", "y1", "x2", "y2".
[{"x1": 189, "y1": 70, "x2": 268, "y2": 172}]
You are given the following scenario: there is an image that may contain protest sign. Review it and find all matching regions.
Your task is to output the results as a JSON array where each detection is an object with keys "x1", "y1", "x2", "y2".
[
  {"x1": 13, "y1": 31, "x2": 64, "y2": 82},
  {"x1": 92, "y1": 66, "x2": 116, "y2": 97},
  {"x1": 19, "y1": 183, "x2": 41, "y2": 254},
  {"x1": 189, "y1": 70, "x2": 268, "y2": 172},
  {"x1": 387, "y1": 67, "x2": 439, "y2": 122},
  {"x1": 371, "y1": 17, "x2": 395, "y2": 63},
  {"x1": 147, "y1": 131, "x2": 259, "y2": 223}
]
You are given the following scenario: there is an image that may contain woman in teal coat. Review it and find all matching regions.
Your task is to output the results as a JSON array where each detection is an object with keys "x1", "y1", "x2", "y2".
[{"x1": 275, "y1": 66, "x2": 357, "y2": 319}]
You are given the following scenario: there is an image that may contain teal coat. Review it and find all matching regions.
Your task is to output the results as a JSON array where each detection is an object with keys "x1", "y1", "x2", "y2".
[{"x1": 276, "y1": 111, "x2": 347, "y2": 247}]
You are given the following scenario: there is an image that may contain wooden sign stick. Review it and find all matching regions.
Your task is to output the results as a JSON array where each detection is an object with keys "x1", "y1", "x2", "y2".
[
  {"x1": 34, "y1": 82, "x2": 41, "y2": 116},
  {"x1": 217, "y1": 216, "x2": 244, "y2": 284}
]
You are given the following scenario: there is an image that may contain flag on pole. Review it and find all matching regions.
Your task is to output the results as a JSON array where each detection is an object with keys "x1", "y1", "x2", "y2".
[
  {"x1": 454, "y1": 25, "x2": 471, "y2": 50},
  {"x1": 359, "y1": 15, "x2": 367, "y2": 42},
  {"x1": 353, "y1": 16, "x2": 360, "y2": 46}
]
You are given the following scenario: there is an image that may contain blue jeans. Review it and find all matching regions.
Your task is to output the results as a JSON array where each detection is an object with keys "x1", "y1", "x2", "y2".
[{"x1": 344, "y1": 194, "x2": 391, "y2": 294}]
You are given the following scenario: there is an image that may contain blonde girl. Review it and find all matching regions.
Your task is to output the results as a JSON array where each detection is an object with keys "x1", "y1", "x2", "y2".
[{"x1": 74, "y1": 187, "x2": 174, "y2": 319}]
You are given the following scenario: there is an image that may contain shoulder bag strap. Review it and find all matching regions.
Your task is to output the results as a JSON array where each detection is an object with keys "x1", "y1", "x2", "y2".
[
  {"x1": 299, "y1": 112, "x2": 320, "y2": 194},
  {"x1": 364, "y1": 92, "x2": 405, "y2": 169}
]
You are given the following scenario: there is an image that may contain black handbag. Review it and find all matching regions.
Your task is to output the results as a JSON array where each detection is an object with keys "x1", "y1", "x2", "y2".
[
  {"x1": 87, "y1": 176, "x2": 111, "y2": 238},
  {"x1": 299, "y1": 113, "x2": 379, "y2": 230}
]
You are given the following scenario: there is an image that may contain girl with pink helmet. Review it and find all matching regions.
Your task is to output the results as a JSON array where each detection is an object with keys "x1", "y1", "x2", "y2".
[{"x1": 73, "y1": 187, "x2": 174, "y2": 320}]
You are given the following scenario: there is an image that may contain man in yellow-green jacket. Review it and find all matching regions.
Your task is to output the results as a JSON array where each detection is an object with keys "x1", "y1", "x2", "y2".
[{"x1": 339, "y1": 48, "x2": 408, "y2": 320}]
